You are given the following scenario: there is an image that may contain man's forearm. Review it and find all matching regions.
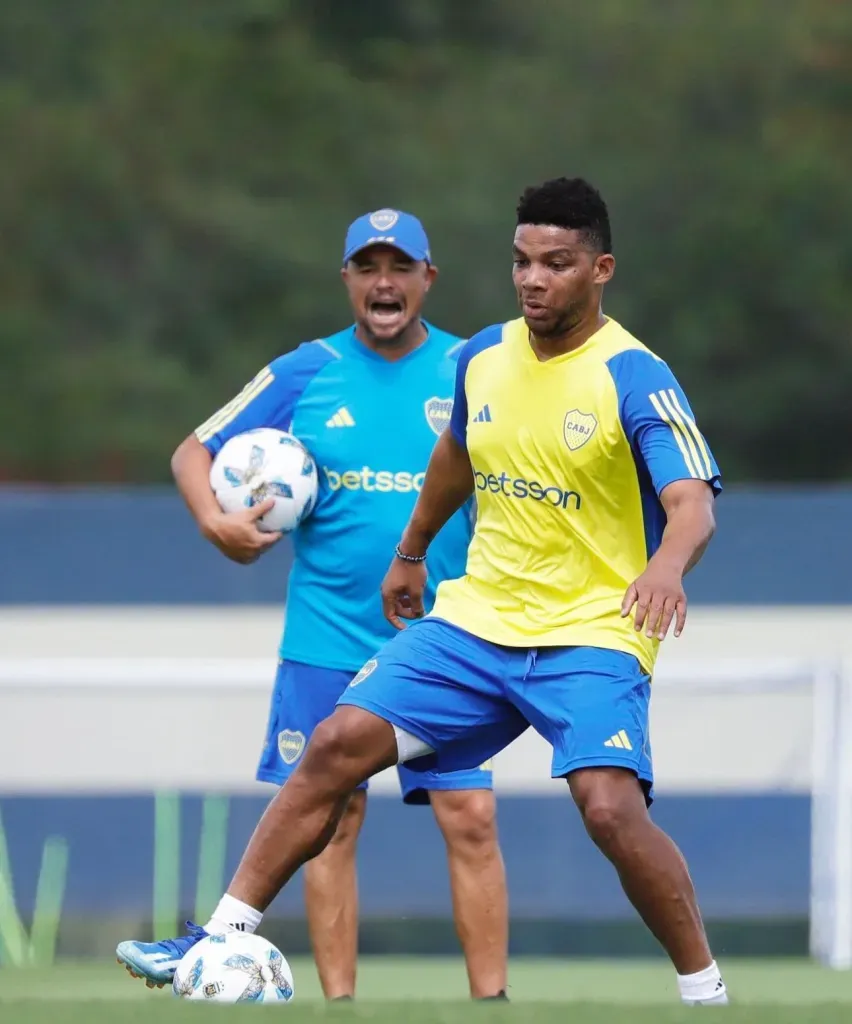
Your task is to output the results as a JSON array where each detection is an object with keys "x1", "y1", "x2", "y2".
[
  {"x1": 399, "y1": 432, "x2": 474, "y2": 557},
  {"x1": 652, "y1": 496, "x2": 716, "y2": 577},
  {"x1": 171, "y1": 434, "x2": 221, "y2": 538}
]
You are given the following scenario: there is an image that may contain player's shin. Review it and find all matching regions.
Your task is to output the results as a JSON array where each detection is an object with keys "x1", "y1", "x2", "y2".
[
  {"x1": 569, "y1": 768, "x2": 727, "y2": 1003},
  {"x1": 432, "y1": 790, "x2": 508, "y2": 1000},
  {"x1": 606, "y1": 820, "x2": 727, "y2": 1002},
  {"x1": 207, "y1": 709, "x2": 397, "y2": 933},
  {"x1": 304, "y1": 790, "x2": 366, "y2": 1000},
  {"x1": 206, "y1": 780, "x2": 351, "y2": 935}
]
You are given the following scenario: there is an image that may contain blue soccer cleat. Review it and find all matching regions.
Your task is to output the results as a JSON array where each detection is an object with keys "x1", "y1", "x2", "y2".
[{"x1": 116, "y1": 921, "x2": 208, "y2": 988}]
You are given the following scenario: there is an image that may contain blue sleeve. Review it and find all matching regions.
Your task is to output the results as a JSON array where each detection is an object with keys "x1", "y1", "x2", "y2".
[
  {"x1": 195, "y1": 342, "x2": 335, "y2": 456},
  {"x1": 449, "y1": 324, "x2": 504, "y2": 449},
  {"x1": 448, "y1": 352, "x2": 469, "y2": 448},
  {"x1": 606, "y1": 348, "x2": 722, "y2": 497}
]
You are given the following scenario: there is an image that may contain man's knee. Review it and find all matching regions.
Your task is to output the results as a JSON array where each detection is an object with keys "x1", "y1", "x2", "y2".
[
  {"x1": 432, "y1": 789, "x2": 498, "y2": 853},
  {"x1": 303, "y1": 707, "x2": 396, "y2": 784},
  {"x1": 570, "y1": 768, "x2": 646, "y2": 847},
  {"x1": 306, "y1": 715, "x2": 356, "y2": 768}
]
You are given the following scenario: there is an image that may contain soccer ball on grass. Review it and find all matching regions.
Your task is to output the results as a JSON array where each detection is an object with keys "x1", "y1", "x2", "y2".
[
  {"x1": 210, "y1": 428, "x2": 318, "y2": 534},
  {"x1": 172, "y1": 932, "x2": 295, "y2": 1004}
]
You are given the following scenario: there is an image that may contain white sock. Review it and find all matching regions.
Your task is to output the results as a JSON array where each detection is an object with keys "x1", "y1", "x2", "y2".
[
  {"x1": 677, "y1": 960, "x2": 728, "y2": 1005},
  {"x1": 204, "y1": 894, "x2": 263, "y2": 936}
]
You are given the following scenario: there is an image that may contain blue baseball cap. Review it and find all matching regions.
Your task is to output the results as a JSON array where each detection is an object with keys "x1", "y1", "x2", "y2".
[{"x1": 343, "y1": 208, "x2": 431, "y2": 265}]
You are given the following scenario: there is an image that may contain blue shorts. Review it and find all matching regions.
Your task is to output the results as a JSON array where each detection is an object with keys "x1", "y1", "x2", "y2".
[
  {"x1": 257, "y1": 659, "x2": 493, "y2": 805},
  {"x1": 338, "y1": 617, "x2": 654, "y2": 804}
]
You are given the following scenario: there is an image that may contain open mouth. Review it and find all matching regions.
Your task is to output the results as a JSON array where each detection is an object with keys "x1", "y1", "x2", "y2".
[{"x1": 369, "y1": 300, "x2": 405, "y2": 324}]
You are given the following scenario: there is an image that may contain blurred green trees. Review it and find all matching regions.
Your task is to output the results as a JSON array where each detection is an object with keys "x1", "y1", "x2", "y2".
[{"x1": 1, "y1": 0, "x2": 849, "y2": 481}]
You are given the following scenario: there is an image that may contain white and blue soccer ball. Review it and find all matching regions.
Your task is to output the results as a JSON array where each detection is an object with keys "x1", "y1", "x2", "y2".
[
  {"x1": 172, "y1": 932, "x2": 295, "y2": 1004},
  {"x1": 210, "y1": 428, "x2": 318, "y2": 534}
]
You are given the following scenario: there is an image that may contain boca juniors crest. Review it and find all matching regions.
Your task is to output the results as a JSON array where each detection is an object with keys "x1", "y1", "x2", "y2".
[
  {"x1": 277, "y1": 730, "x2": 306, "y2": 765},
  {"x1": 563, "y1": 410, "x2": 598, "y2": 451},
  {"x1": 350, "y1": 659, "x2": 378, "y2": 687},
  {"x1": 424, "y1": 397, "x2": 453, "y2": 437},
  {"x1": 369, "y1": 209, "x2": 400, "y2": 231}
]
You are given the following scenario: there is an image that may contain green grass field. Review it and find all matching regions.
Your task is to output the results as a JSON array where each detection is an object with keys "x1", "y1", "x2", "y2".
[{"x1": 1, "y1": 958, "x2": 851, "y2": 1023}]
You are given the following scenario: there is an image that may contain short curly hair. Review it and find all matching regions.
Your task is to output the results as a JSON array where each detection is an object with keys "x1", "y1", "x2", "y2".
[{"x1": 516, "y1": 177, "x2": 611, "y2": 254}]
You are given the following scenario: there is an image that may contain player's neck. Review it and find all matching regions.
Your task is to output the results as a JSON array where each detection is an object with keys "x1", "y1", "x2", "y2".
[
  {"x1": 529, "y1": 310, "x2": 608, "y2": 362},
  {"x1": 354, "y1": 318, "x2": 428, "y2": 363}
]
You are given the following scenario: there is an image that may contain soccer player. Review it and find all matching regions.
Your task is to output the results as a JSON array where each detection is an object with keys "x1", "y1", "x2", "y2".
[
  {"x1": 118, "y1": 210, "x2": 508, "y2": 1001},
  {"x1": 119, "y1": 178, "x2": 727, "y2": 1006}
]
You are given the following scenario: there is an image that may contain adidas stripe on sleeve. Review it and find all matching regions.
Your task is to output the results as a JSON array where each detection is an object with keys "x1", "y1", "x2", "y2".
[
  {"x1": 195, "y1": 342, "x2": 336, "y2": 458},
  {"x1": 608, "y1": 349, "x2": 722, "y2": 497},
  {"x1": 195, "y1": 366, "x2": 276, "y2": 445}
]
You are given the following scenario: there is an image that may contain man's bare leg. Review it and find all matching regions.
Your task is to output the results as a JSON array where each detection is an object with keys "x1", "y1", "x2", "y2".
[
  {"x1": 569, "y1": 767, "x2": 727, "y2": 1005},
  {"x1": 430, "y1": 789, "x2": 508, "y2": 1000},
  {"x1": 114, "y1": 706, "x2": 396, "y2": 988},
  {"x1": 303, "y1": 790, "x2": 367, "y2": 1000},
  {"x1": 221, "y1": 708, "x2": 396, "y2": 913}
]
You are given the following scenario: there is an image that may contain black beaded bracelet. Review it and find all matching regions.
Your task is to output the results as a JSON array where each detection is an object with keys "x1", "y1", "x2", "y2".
[{"x1": 394, "y1": 544, "x2": 427, "y2": 564}]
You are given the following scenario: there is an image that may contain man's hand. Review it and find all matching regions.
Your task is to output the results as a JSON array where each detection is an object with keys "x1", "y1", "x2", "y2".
[
  {"x1": 621, "y1": 478, "x2": 717, "y2": 641},
  {"x1": 381, "y1": 556, "x2": 427, "y2": 630},
  {"x1": 621, "y1": 560, "x2": 687, "y2": 640},
  {"x1": 202, "y1": 498, "x2": 282, "y2": 565}
]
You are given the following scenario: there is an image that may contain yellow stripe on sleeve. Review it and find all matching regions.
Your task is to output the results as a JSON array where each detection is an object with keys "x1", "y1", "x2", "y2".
[
  {"x1": 195, "y1": 367, "x2": 274, "y2": 444},
  {"x1": 655, "y1": 389, "x2": 705, "y2": 477},
  {"x1": 664, "y1": 389, "x2": 713, "y2": 478},
  {"x1": 648, "y1": 392, "x2": 699, "y2": 478}
]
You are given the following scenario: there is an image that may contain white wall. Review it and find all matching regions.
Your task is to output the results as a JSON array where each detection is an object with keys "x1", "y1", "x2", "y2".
[
  {"x1": 3, "y1": 605, "x2": 852, "y2": 659},
  {"x1": 0, "y1": 606, "x2": 848, "y2": 796}
]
